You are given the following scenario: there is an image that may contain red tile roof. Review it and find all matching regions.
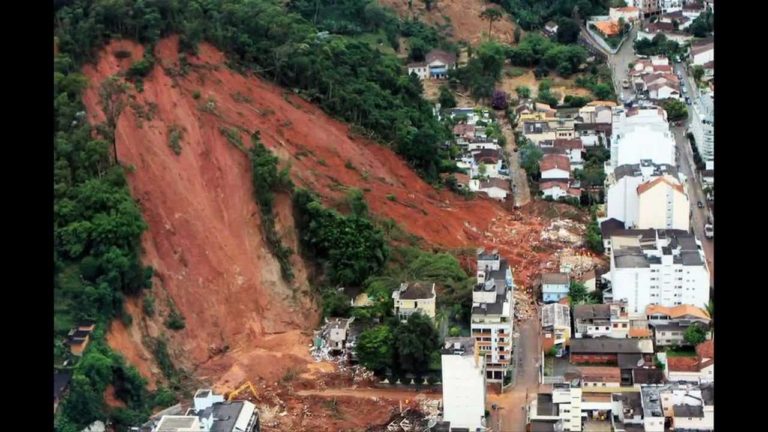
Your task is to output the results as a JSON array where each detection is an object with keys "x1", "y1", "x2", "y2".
[
  {"x1": 554, "y1": 138, "x2": 584, "y2": 151},
  {"x1": 540, "y1": 180, "x2": 570, "y2": 191},
  {"x1": 667, "y1": 356, "x2": 700, "y2": 372},
  {"x1": 540, "y1": 154, "x2": 571, "y2": 173},
  {"x1": 579, "y1": 367, "x2": 621, "y2": 383},
  {"x1": 645, "y1": 305, "x2": 710, "y2": 321},
  {"x1": 637, "y1": 176, "x2": 685, "y2": 195}
]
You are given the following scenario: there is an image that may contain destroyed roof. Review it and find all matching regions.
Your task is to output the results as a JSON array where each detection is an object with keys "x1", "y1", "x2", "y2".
[
  {"x1": 673, "y1": 405, "x2": 704, "y2": 418},
  {"x1": 398, "y1": 281, "x2": 435, "y2": 300},
  {"x1": 632, "y1": 367, "x2": 666, "y2": 385}
]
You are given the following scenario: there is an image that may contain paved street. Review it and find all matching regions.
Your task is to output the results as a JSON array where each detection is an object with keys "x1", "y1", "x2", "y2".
[
  {"x1": 500, "y1": 115, "x2": 532, "y2": 207},
  {"x1": 672, "y1": 125, "x2": 714, "y2": 287},
  {"x1": 608, "y1": 26, "x2": 639, "y2": 102},
  {"x1": 487, "y1": 308, "x2": 540, "y2": 431}
]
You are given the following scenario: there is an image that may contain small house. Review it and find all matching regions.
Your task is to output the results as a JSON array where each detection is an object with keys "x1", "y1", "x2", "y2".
[
  {"x1": 407, "y1": 49, "x2": 457, "y2": 80},
  {"x1": 392, "y1": 281, "x2": 436, "y2": 322},
  {"x1": 541, "y1": 272, "x2": 570, "y2": 303}
]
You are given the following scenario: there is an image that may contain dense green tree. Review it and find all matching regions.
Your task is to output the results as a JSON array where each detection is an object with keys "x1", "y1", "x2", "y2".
[
  {"x1": 519, "y1": 140, "x2": 543, "y2": 179},
  {"x1": 556, "y1": 17, "x2": 580, "y2": 44},
  {"x1": 569, "y1": 281, "x2": 589, "y2": 304},
  {"x1": 356, "y1": 325, "x2": 395, "y2": 375},
  {"x1": 394, "y1": 313, "x2": 440, "y2": 377},
  {"x1": 516, "y1": 85, "x2": 532, "y2": 99},
  {"x1": 438, "y1": 85, "x2": 457, "y2": 108},
  {"x1": 692, "y1": 65, "x2": 705, "y2": 82},
  {"x1": 663, "y1": 98, "x2": 688, "y2": 122},
  {"x1": 684, "y1": 323, "x2": 707, "y2": 346}
]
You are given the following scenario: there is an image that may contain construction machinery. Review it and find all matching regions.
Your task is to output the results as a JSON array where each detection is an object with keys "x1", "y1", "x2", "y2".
[{"x1": 226, "y1": 381, "x2": 258, "y2": 402}]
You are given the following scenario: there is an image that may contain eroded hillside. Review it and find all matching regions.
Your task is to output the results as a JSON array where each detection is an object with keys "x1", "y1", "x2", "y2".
[{"x1": 80, "y1": 38, "x2": 596, "y2": 424}]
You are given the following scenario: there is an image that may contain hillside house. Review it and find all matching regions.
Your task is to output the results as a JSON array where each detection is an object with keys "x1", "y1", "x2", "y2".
[
  {"x1": 407, "y1": 49, "x2": 457, "y2": 80},
  {"x1": 690, "y1": 41, "x2": 714, "y2": 66},
  {"x1": 469, "y1": 178, "x2": 510, "y2": 201},
  {"x1": 540, "y1": 180, "x2": 581, "y2": 200},
  {"x1": 392, "y1": 281, "x2": 437, "y2": 322},
  {"x1": 67, "y1": 321, "x2": 95, "y2": 356},
  {"x1": 570, "y1": 338, "x2": 654, "y2": 365},
  {"x1": 610, "y1": 6, "x2": 641, "y2": 22}
]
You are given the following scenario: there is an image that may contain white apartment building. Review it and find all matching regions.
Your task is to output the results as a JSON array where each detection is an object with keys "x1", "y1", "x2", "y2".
[
  {"x1": 606, "y1": 161, "x2": 688, "y2": 231},
  {"x1": 441, "y1": 338, "x2": 487, "y2": 430},
  {"x1": 472, "y1": 249, "x2": 514, "y2": 382},
  {"x1": 609, "y1": 106, "x2": 676, "y2": 171},
  {"x1": 608, "y1": 229, "x2": 709, "y2": 315},
  {"x1": 528, "y1": 384, "x2": 583, "y2": 432}
]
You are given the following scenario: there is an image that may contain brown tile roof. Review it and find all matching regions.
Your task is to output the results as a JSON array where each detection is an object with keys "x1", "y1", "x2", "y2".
[
  {"x1": 637, "y1": 176, "x2": 685, "y2": 195},
  {"x1": 579, "y1": 367, "x2": 621, "y2": 383},
  {"x1": 480, "y1": 178, "x2": 510, "y2": 191},
  {"x1": 629, "y1": 328, "x2": 652, "y2": 338},
  {"x1": 473, "y1": 149, "x2": 501, "y2": 164},
  {"x1": 645, "y1": 305, "x2": 710, "y2": 321},
  {"x1": 554, "y1": 138, "x2": 584, "y2": 151},
  {"x1": 426, "y1": 49, "x2": 457, "y2": 66},
  {"x1": 644, "y1": 22, "x2": 675, "y2": 33},
  {"x1": 453, "y1": 124, "x2": 475, "y2": 135},
  {"x1": 540, "y1": 154, "x2": 571, "y2": 172},
  {"x1": 399, "y1": 281, "x2": 435, "y2": 300},
  {"x1": 595, "y1": 20, "x2": 621, "y2": 37},
  {"x1": 667, "y1": 356, "x2": 700, "y2": 372},
  {"x1": 615, "y1": 6, "x2": 639, "y2": 12},
  {"x1": 540, "y1": 180, "x2": 570, "y2": 191},
  {"x1": 691, "y1": 43, "x2": 714, "y2": 57},
  {"x1": 542, "y1": 272, "x2": 569, "y2": 284}
]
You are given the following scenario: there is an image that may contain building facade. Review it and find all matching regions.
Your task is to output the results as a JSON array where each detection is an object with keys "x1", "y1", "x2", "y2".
[
  {"x1": 441, "y1": 338, "x2": 487, "y2": 430},
  {"x1": 392, "y1": 282, "x2": 437, "y2": 322},
  {"x1": 471, "y1": 249, "x2": 514, "y2": 382}
]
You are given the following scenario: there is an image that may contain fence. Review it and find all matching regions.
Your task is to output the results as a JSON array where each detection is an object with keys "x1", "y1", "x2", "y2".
[{"x1": 542, "y1": 376, "x2": 566, "y2": 384}]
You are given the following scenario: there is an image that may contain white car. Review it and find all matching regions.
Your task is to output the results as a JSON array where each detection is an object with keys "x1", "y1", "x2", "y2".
[{"x1": 704, "y1": 224, "x2": 714, "y2": 239}]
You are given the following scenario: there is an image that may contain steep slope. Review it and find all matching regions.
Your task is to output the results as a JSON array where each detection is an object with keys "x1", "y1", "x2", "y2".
[
  {"x1": 380, "y1": 0, "x2": 518, "y2": 44},
  {"x1": 81, "y1": 37, "x2": 586, "y2": 393}
]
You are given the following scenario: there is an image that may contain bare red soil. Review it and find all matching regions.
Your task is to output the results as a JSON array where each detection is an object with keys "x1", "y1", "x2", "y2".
[{"x1": 82, "y1": 37, "x2": 592, "y2": 430}]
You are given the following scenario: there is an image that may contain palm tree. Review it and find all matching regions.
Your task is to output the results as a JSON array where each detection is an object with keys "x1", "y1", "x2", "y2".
[
  {"x1": 480, "y1": 8, "x2": 503, "y2": 40},
  {"x1": 704, "y1": 300, "x2": 714, "y2": 333}
]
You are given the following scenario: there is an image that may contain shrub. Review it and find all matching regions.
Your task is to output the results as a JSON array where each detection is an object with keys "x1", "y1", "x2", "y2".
[
  {"x1": 143, "y1": 295, "x2": 155, "y2": 317},
  {"x1": 192, "y1": 90, "x2": 201, "y2": 100},
  {"x1": 167, "y1": 125, "x2": 183, "y2": 155},
  {"x1": 165, "y1": 307, "x2": 186, "y2": 330},
  {"x1": 386, "y1": 194, "x2": 397, "y2": 201}
]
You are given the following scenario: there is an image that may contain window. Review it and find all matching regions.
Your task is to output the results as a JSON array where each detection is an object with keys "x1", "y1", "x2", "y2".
[
  {"x1": 602, "y1": 383, "x2": 606, "y2": 387},
  {"x1": 622, "y1": 323, "x2": 628, "y2": 328},
  {"x1": 661, "y1": 332, "x2": 666, "y2": 336}
]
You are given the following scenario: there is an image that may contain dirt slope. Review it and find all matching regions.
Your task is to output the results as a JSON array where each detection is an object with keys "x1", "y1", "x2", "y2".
[
  {"x1": 81, "y1": 38, "x2": 593, "y2": 422},
  {"x1": 381, "y1": 0, "x2": 517, "y2": 45}
]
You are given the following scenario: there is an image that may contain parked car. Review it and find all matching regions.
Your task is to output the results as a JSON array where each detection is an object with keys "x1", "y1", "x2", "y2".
[
  {"x1": 697, "y1": 201, "x2": 704, "y2": 208},
  {"x1": 704, "y1": 223, "x2": 714, "y2": 239},
  {"x1": 622, "y1": 79, "x2": 630, "y2": 89},
  {"x1": 685, "y1": 97, "x2": 691, "y2": 105}
]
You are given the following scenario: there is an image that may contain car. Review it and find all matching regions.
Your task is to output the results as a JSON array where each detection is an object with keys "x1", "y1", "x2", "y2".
[
  {"x1": 704, "y1": 223, "x2": 714, "y2": 239},
  {"x1": 697, "y1": 201, "x2": 704, "y2": 208},
  {"x1": 685, "y1": 97, "x2": 691, "y2": 105},
  {"x1": 622, "y1": 79, "x2": 630, "y2": 89}
]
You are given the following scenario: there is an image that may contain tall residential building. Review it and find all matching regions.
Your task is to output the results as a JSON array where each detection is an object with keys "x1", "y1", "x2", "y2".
[
  {"x1": 607, "y1": 229, "x2": 709, "y2": 315},
  {"x1": 606, "y1": 161, "x2": 689, "y2": 231},
  {"x1": 471, "y1": 249, "x2": 514, "y2": 382},
  {"x1": 441, "y1": 337, "x2": 487, "y2": 430},
  {"x1": 609, "y1": 106, "x2": 676, "y2": 170}
]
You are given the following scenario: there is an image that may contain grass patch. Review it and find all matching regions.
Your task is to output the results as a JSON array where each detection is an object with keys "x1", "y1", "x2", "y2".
[
  {"x1": 231, "y1": 91, "x2": 253, "y2": 104},
  {"x1": 167, "y1": 124, "x2": 184, "y2": 155},
  {"x1": 219, "y1": 126, "x2": 245, "y2": 151},
  {"x1": 666, "y1": 347, "x2": 697, "y2": 357},
  {"x1": 386, "y1": 194, "x2": 396, "y2": 202},
  {"x1": 164, "y1": 300, "x2": 186, "y2": 330},
  {"x1": 506, "y1": 66, "x2": 528, "y2": 78}
]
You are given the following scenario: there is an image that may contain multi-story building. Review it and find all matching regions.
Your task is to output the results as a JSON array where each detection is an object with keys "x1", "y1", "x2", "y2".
[
  {"x1": 608, "y1": 106, "x2": 676, "y2": 171},
  {"x1": 392, "y1": 281, "x2": 436, "y2": 322},
  {"x1": 607, "y1": 229, "x2": 709, "y2": 315},
  {"x1": 541, "y1": 303, "x2": 571, "y2": 355},
  {"x1": 471, "y1": 249, "x2": 514, "y2": 382},
  {"x1": 441, "y1": 337, "x2": 487, "y2": 430},
  {"x1": 629, "y1": 0, "x2": 662, "y2": 16},
  {"x1": 527, "y1": 384, "x2": 583, "y2": 432},
  {"x1": 605, "y1": 161, "x2": 689, "y2": 231}
]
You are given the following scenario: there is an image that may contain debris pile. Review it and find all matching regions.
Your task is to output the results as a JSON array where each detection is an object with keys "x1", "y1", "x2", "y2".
[{"x1": 540, "y1": 219, "x2": 585, "y2": 245}]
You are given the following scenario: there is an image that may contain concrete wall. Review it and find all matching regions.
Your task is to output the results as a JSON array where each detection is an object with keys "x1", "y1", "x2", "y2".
[{"x1": 637, "y1": 181, "x2": 689, "y2": 231}]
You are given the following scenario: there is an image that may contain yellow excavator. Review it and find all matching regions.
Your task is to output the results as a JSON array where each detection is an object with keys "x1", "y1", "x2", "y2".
[{"x1": 226, "y1": 381, "x2": 258, "y2": 401}]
